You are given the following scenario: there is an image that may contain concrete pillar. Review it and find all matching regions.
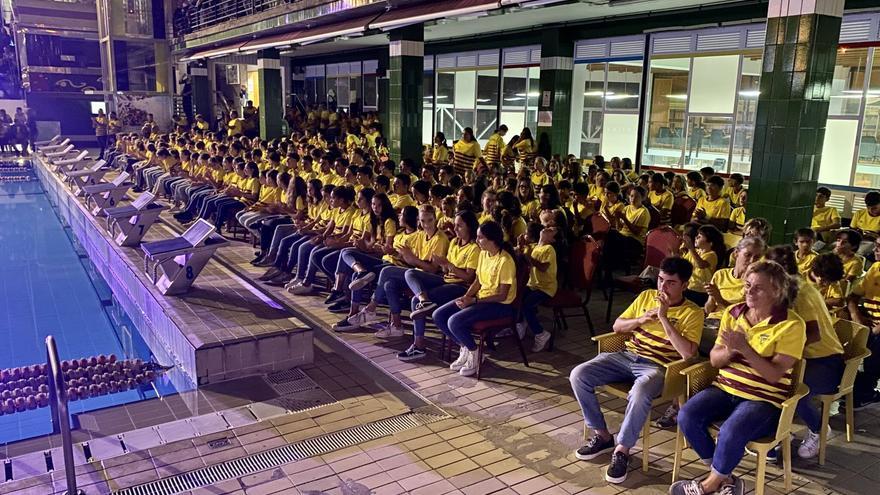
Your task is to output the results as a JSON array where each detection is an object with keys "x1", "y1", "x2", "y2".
[
  {"x1": 748, "y1": 0, "x2": 844, "y2": 243},
  {"x1": 257, "y1": 48, "x2": 283, "y2": 140},
  {"x1": 387, "y1": 25, "x2": 424, "y2": 165},
  {"x1": 187, "y1": 61, "x2": 211, "y2": 121},
  {"x1": 537, "y1": 30, "x2": 574, "y2": 159}
]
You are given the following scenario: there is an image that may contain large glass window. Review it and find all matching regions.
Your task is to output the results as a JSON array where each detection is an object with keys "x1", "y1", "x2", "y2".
[
  {"x1": 830, "y1": 48, "x2": 868, "y2": 117},
  {"x1": 643, "y1": 57, "x2": 689, "y2": 167},
  {"x1": 732, "y1": 54, "x2": 761, "y2": 174},
  {"x1": 856, "y1": 49, "x2": 880, "y2": 188},
  {"x1": 500, "y1": 66, "x2": 540, "y2": 139}
]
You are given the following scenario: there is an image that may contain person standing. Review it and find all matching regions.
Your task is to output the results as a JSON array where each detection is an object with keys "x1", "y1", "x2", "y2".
[
  {"x1": 26, "y1": 108, "x2": 38, "y2": 154},
  {"x1": 92, "y1": 109, "x2": 109, "y2": 159}
]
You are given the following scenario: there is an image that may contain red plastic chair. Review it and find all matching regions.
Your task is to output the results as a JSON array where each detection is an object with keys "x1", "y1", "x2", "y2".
[
  {"x1": 542, "y1": 237, "x2": 602, "y2": 345},
  {"x1": 671, "y1": 196, "x2": 696, "y2": 226},
  {"x1": 589, "y1": 214, "x2": 611, "y2": 241},
  {"x1": 604, "y1": 226, "x2": 681, "y2": 322}
]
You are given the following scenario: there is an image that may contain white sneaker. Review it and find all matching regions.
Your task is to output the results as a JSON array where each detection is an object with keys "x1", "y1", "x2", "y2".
[
  {"x1": 347, "y1": 308, "x2": 382, "y2": 327},
  {"x1": 450, "y1": 346, "x2": 469, "y2": 371},
  {"x1": 798, "y1": 426, "x2": 830, "y2": 459},
  {"x1": 289, "y1": 283, "x2": 315, "y2": 295},
  {"x1": 374, "y1": 323, "x2": 405, "y2": 338},
  {"x1": 532, "y1": 331, "x2": 552, "y2": 352},
  {"x1": 459, "y1": 350, "x2": 478, "y2": 377},
  {"x1": 283, "y1": 278, "x2": 302, "y2": 290},
  {"x1": 516, "y1": 322, "x2": 527, "y2": 340}
]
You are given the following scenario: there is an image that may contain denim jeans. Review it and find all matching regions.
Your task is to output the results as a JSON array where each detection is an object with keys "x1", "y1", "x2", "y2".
[
  {"x1": 521, "y1": 287, "x2": 551, "y2": 335},
  {"x1": 569, "y1": 351, "x2": 664, "y2": 449},
  {"x1": 339, "y1": 248, "x2": 387, "y2": 304},
  {"x1": 266, "y1": 224, "x2": 296, "y2": 259},
  {"x1": 405, "y1": 269, "x2": 466, "y2": 337},
  {"x1": 855, "y1": 331, "x2": 880, "y2": 401},
  {"x1": 276, "y1": 233, "x2": 310, "y2": 271},
  {"x1": 433, "y1": 300, "x2": 513, "y2": 350},
  {"x1": 797, "y1": 354, "x2": 845, "y2": 432},
  {"x1": 678, "y1": 386, "x2": 780, "y2": 477},
  {"x1": 294, "y1": 241, "x2": 320, "y2": 280},
  {"x1": 372, "y1": 265, "x2": 409, "y2": 315}
]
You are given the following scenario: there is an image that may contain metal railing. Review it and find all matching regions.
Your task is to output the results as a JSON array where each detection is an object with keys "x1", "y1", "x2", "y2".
[
  {"x1": 46, "y1": 335, "x2": 85, "y2": 495},
  {"x1": 173, "y1": 0, "x2": 300, "y2": 37}
]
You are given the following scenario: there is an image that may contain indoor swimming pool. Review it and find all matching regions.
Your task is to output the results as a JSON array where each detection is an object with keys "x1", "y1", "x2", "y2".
[{"x1": 0, "y1": 160, "x2": 187, "y2": 444}]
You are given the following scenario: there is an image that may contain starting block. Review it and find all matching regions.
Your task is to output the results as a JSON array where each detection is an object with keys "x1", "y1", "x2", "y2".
[
  {"x1": 104, "y1": 192, "x2": 166, "y2": 247},
  {"x1": 51, "y1": 150, "x2": 90, "y2": 173},
  {"x1": 83, "y1": 172, "x2": 132, "y2": 216},
  {"x1": 141, "y1": 219, "x2": 228, "y2": 295},
  {"x1": 65, "y1": 160, "x2": 108, "y2": 195}
]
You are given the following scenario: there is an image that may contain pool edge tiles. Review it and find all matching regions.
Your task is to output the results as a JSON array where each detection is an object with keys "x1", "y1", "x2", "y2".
[{"x1": 33, "y1": 157, "x2": 315, "y2": 386}]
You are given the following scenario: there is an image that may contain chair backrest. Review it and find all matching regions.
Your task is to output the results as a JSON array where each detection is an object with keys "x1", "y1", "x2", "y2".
[
  {"x1": 670, "y1": 196, "x2": 696, "y2": 226},
  {"x1": 646, "y1": 203, "x2": 661, "y2": 230},
  {"x1": 589, "y1": 214, "x2": 610, "y2": 239},
  {"x1": 834, "y1": 319, "x2": 872, "y2": 395},
  {"x1": 643, "y1": 226, "x2": 680, "y2": 269},
  {"x1": 510, "y1": 253, "x2": 532, "y2": 320},
  {"x1": 579, "y1": 237, "x2": 602, "y2": 295}
]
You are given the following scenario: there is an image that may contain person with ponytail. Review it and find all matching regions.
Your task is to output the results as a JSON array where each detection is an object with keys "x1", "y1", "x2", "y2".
[
  {"x1": 671, "y1": 260, "x2": 805, "y2": 495},
  {"x1": 483, "y1": 125, "x2": 507, "y2": 164},
  {"x1": 434, "y1": 221, "x2": 518, "y2": 377}
]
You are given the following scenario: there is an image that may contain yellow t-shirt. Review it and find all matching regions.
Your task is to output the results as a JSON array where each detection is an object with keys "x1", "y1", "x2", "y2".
[
  {"x1": 689, "y1": 187, "x2": 707, "y2": 202},
  {"x1": 648, "y1": 190, "x2": 674, "y2": 212},
  {"x1": 851, "y1": 261, "x2": 880, "y2": 322},
  {"x1": 432, "y1": 145, "x2": 449, "y2": 164},
  {"x1": 228, "y1": 119, "x2": 243, "y2": 136},
  {"x1": 476, "y1": 250, "x2": 517, "y2": 304},
  {"x1": 258, "y1": 185, "x2": 279, "y2": 204},
  {"x1": 619, "y1": 205, "x2": 650, "y2": 243},
  {"x1": 527, "y1": 244, "x2": 557, "y2": 297},
  {"x1": 452, "y1": 139, "x2": 481, "y2": 174},
  {"x1": 729, "y1": 207, "x2": 746, "y2": 230},
  {"x1": 478, "y1": 211, "x2": 494, "y2": 224},
  {"x1": 351, "y1": 212, "x2": 373, "y2": 237},
  {"x1": 796, "y1": 250, "x2": 818, "y2": 279},
  {"x1": 851, "y1": 209, "x2": 880, "y2": 234},
  {"x1": 383, "y1": 231, "x2": 418, "y2": 265},
  {"x1": 696, "y1": 196, "x2": 732, "y2": 221},
  {"x1": 510, "y1": 216, "x2": 528, "y2": 241},
  {"x1": 714, "y1": 304, "x2": 806, "y2": 407},
  {"x1": 812, "y1": 206, "x2": 840, "y2": 232},
  {"x1": 390, "y1": 193, "x2": 416, "y2": 211},
  {"x1": 840, "y1": 254, "x2": 866, "y2": 280},
  {"x1": 238, "y1": 177, "x2": 259, "y2": 194},
  {"x1": 410, "y1": 230, "x2": 450, "y2": 262},
  {"x1": 795, "y1": 281, "x2": 845, "y2": 359},
  {"x1": 531, "y1": 172, "x2": 550, "y2": 187},
  {"x1": 619, "y1": 289, "x2": 704, "y2": 365},
  {"x1": 483, "y1": 133, "x2": 505, "y2": 163},
  {"x1": 683, "y1": 248, "x2": 718, "y2": 293},
  {"x1": 332, "y1": 206, "x2": 359, "y2": 234},
  {"x1": 709, "y1": 268, "x2": 745, "y2": 317},
  {"x1": 444, "y1": 241, "x2": 480, "y2": 284},
  {"x1": 522, "y1": 199, "x2": 540, "y2": 221},
  {"x1": 378, "y1": 218, "x2": 398, "y2": 240}
]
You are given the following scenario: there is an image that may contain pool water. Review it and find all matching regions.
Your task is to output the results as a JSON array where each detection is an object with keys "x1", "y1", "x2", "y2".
[{"x1": 0, "y1": 163, "x2": 184, "y2": 444}]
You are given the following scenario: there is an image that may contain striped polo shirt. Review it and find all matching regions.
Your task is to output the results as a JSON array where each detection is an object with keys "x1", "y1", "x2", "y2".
[{"x1": 619, "y1": 290, "x2": 704, "y2": 365}]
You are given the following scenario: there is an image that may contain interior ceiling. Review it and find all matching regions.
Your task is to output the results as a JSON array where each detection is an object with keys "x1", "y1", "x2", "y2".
[{"x1": 281, "y1": 0, "x2": 754, "y2": 58}]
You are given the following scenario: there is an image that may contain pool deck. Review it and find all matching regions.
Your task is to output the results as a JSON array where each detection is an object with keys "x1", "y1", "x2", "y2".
[{"x1": 3, "y1": 153, "x2": 879, "y2": 494}]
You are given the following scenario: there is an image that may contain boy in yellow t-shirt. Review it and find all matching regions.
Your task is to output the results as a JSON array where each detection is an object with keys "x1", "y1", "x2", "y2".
[
  {"x1": 517, "y1": 223, "x2": 559, "y2": 352},
  {"x1": 812, "y1": 187, "x2": 840, "y2": 248},
  {"x1": 834, "y1": 229, "x2": 866, "y2": 282},
  {"x1": 692, "y1": 176, "x2": 731, "y2": 231},
  {"x1": 850, "y1": 191, "x2": 880, "y2": 257}
]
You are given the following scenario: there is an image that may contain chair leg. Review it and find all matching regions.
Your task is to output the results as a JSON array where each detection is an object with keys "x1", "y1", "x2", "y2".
[
  {"x1": 755, "y1": 448, "x2": 767, "y2": 495},
  {"x1": 476, "y1": 335, "x2": 484, "y2": 380},
  {"x1": 783, "y1": 435, "x2": 792, "y2": 492},
  {"x1": 641, "y1": 418, "x2": 651, "y2": 473},
  {"x1": 819, "y1": 398, "x2": 831, "y2": 466},
  {"x1": 846, "y1": 392, "x2": 855, "y2": 442},
  {"x1": 583, "y1": 302, "x2": 595, "y2": 336},
  {"x1": 605, "y1": 286, "x2": 614, "y2": 323},
  {"x1": 515, "y1": 327, "x2": 530, "y2": 368},
  {"x1": 671, "y1": 429, "x2": 684, "y2": 481},
  {"x1": 583, "y1": 422, "x2": 588, "y2": 441}
]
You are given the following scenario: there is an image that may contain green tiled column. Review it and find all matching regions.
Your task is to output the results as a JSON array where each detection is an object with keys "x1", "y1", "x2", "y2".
[
  {"x1": 387, "y1": 25, "x2": 424, "y2": 165},
  {"x1": 538, "y1": 30, "x2": 574, "y2": 158},
  {"x1": 257, "y1": 49, "x2": 283, "y2": 140},
  {"x1": 748, "y1": 0, "x2": 843, "y2": 244},
  {"x1": 187, "y1": 62, "x2": 211, "y2": 121}
]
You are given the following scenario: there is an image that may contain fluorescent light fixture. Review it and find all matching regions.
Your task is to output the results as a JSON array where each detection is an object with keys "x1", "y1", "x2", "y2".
[
  {"x1": 604, "y1": 94, "x2": 638, "y2": 100},
  {"x1": 504, "y1": 97, "x2": 525, "y2": 101},
  {"x1": 476, "y1": 98, "x2": 491, "y2": 103},
  {"x1": 372, "y1": 4, "x2": 493, "y2": 31},
  {"x1": 583, "y1": 90, "x2": 605, "y2": 96},
  {"x1": 738, "y1": 90, "x2": 760, "y2": 97},
  {"x1": 666, "y1": 94, "x2": 687, "y2": 100}
]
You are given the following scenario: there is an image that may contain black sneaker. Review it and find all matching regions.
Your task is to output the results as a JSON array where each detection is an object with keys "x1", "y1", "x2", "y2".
[
  {"x1": 409, "y1": 300, "x2": 437, "y2": 320},
  {"x1": 575, "y1": 434, "x2": 615, "y2": 460},
  {"x1": 398, "y1": 345, "x2": 427, "y2": 361},
  {"x1": 324, "y1": 290, "x2": 345, "y2": 305},
  {"x1": 604, "y1": 451, "x2": 629, "y2": 484},
  {"x1": 850, "y1": 391, "x2": 880, "y2": 411},
  {"x1": 654, "y1": 404, "x2": 679, "y2": 429},
  {"x1": 332, "y1": 318, "x2": 358, "y2": 332},
  {"x1": 327, "y1": 300, "x2": 351, "y2": 313},
  {"x1": 250, "y1": 255, "x2": 263, "y2": 265}
]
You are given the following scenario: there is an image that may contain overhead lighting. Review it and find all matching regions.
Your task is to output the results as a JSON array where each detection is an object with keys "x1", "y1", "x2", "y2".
[
  {"x1": 476, "y1": 98, "x2": 491, "y2": 103},
  {"x1": 504, "y1": 97, "x2": 525, "y2": 101},
  {"x1": 738, "y1": 90, "x2": 760, "y2": 97},
  {"x1": 666, "y1": 94, "x2": 687, "y2": 100},
  {"x1": 605, "y1": 94, "x2": 638, "y2": 100}
]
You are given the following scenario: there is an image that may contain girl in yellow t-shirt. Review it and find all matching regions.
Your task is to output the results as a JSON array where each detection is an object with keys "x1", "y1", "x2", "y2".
[
  {"x1": 678, "y1": 223, "x2": 725, "y2": 306},
  {"x1": 518, "y1": 222, "x2": 559, "y2": 353},
  {"x1": 215, "y1": 161, "x2": 261, "y2": 232},
  {"x1": 433, "y1": 220, "x2": 518, "y2": 377}
]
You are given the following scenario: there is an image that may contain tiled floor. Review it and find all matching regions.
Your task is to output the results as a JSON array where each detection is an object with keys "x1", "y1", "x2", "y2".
[{"x1": 4, "y1": 161, "x2": 879, "y2": 494}]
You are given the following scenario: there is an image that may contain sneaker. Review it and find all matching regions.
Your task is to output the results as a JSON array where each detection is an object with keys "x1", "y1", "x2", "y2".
[
  {"x1": 289, "y1": 283, "x2": 315, "y2": 295},
  {"x1": 398, "y1": 345, "x2": 427, "y2": 361},
  {"x1": 655, "y1": 404, "x2": 679, "y2": 429},
  {"x1": 266, "y1": 273, "x2": 294, "y2": 287},
  {"x1": 283, "y1": 278, "x2": 300, "y2": 290},
  {"x1": 327, "y1": 300, "x2": 351, "y2": 313},
  {"x1": 375, "y1": 324, "x2": 405, "y2": 338},
  {"x1": 348, "y1": 271, "x2": 376, "y2": 290},
  {"x1": 258, "y1": 268, "x2": 280, "y2": 281},
  {"x1": 324, "y1": 290, "x2": 345, "y2": 304},
  {"x1": 347, "y1": 308, "x2": 383, "y2": 327},
  {"x1": 459, "y1": 350, "x2": 478, "y2": 377},
  {"x1": 532, "y1": 331, "x2": 552, "y2": 352},
  {"x1": 668, "y1": 479, "x2": 705, "y2": 495},
  {"x1": 516, "y1": 321, "x2": 527, "y2": 340},
  {"x1": 575, "y1": 434, "x2": 615, "y2": 460},
  {"x1": 409, "y1": 300, "x2": 437, "y2": 320},
  {"x1": 450, "y1": 346, "x2": 469, "y2": 371},
  {"x1": 798, "y1": 426, "x2": 830, "y2": 459},
  {"x1": 332, "y1": 318, "x2": 358, "y2": 332},
  {"x1": 718, "y1": 476, "x2": 744, "y2": 495},
  {"x1": 604, "y1": 451, "x2": 629, "y2": 484},
  {"x1": 744, "y1": 445, "x2": 778, "y2": 463},
  {"x1": 250, "y1": 254, "x2": 263, "y2": 264},
  {"x1": 254, "y1": 258, "x2": 275, "y2": 267},
  {"x1": 850, "y1": 391, "x2": 880, "y2": 411}
]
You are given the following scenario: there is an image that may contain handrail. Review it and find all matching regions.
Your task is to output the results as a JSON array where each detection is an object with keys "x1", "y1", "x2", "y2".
[{"x1": 45, "y1": 335, "x2": 84, "y2": 495}]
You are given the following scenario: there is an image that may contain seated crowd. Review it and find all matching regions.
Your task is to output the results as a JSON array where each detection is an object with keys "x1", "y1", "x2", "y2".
[{"x1": 100, "y1": 115, "x2": 880, "y2": 495}]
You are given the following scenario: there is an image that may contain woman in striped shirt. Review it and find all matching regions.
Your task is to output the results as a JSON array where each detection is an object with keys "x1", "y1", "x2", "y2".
[
  {"x1": 452, "y1": 127, "x2": 481, "y2": 177},
  {"x1": 671, "y1": 260, "x2": 805, "y2": 495}
]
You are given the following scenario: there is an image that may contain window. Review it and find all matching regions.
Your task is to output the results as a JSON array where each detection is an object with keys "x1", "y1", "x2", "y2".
[
  {"x1": 643, "y1": 57, "x2": 689, "y2": 167},
  {"x1": 605, "y1": 62, "x2": 641, "y2": 110},
  {"x1": 363, "y1": 74, "x2": 377, "y2": 109},
  {"x1": 856, "y1": 48, "x2": 880, "y2": 188},
  {"x1": 731, "y1": 54, "x2": 761, "y2": 174},
  {"x1": 829, "y1": 48, "x2": 868, "y2": 117}
]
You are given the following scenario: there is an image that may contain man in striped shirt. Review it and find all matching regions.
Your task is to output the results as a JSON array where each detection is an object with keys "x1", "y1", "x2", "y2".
[{"x1": 569, "y1": 257, "x2": 703, "y2": 484}]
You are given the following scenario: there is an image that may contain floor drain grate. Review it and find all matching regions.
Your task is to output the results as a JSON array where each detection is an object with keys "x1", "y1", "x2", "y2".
[
  {"x1": 266, "y1": 368, "x2": 307, "y2": 383},
  {"x1": 113, "y1": 411, "x2": 448, "y2": 495}
]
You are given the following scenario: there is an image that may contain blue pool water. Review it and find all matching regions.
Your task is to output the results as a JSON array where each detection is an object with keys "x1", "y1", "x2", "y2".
[{"x1": 0, "y1": 162, "x2": 183, "y2": 444}]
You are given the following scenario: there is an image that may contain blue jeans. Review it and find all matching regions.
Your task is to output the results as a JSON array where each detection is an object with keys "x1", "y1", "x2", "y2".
[
  {"x1": 302, "y1": 246, "x2": 337, "y2": 285},
  {"x1": 372, "y1": 265, "x2": 408, "y2": 315},
  {"x1": 275, "y1": 233, "x2": 309, "y2": 271},
  {"x1": 405, "y1": 269, "x2": 466, "y2": 337},
  {"x1": 569, "y1": 351, "x2": 664, "y2": 449},
  {"x1": 339, "y1": 249, "x2": 387, "y2": 303},
  {"x1": 295, "y1": 241, "x2": 321, "y2": 280},
  {"x1": 797, "y1": 354, "x2": 845, "y2": 432},
  {"x1": 678, "y1": 386, "x2": 780, "y2": 477},
  {"x1": 432, "y1": 300, "x2": 512, "y2": 350},
  {"x1": 521, "y1": 287, "x2": 551, "y2": 335}
]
